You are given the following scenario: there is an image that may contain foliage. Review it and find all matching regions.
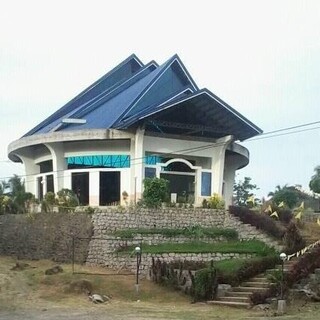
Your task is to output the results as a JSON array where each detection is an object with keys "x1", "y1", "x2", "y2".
[
  {"x1": 113, "y1": 226, "x2": 238, "y2": 240},
  {"x1": 56, "y1": 189, "x2": 79, "y2": 212},
  {"x1": 0, "y1": 175, "x2": 34, "y2": 214},
  {"x1": 142, "y1": 177, "x2": 169, "y2": 208},
  {"x1": 192, "y1": 262, "x2": 218, "y2": 301},
  {"x1": 233, "y1": 177, "x2": 258, "y2": 207},
  {"x1": 119, "y1": 240, "x2": 275, "y2": 255},
  {"x1": 229, "y1": 206, "x2": 285, "y2": 239},
  {"x1": 216, "y1": 255, "x2": 279, "y2": 286},
  {"x1": 250, "y1": 285, "x2": 279, "y2": 305},
  {"x1": 204, "y1": 193, "x2": 225, "y2": 209},
  {"x1": 309, "y1": 166, "x2": 320, "y2": 194},
  {"x1": 283, "y1": 221, "x2": 306, "y2": 254},
  {"x1": 41, "y1": 191, "x2": 56, "y2": 213},
  {"x1": 150, "y1": 258, "x2": 218, "y2": 301},
  {"x1": 286, "y1": 244, "x2": 320, "y2": 287},
  {"x1": 268, "y1": 185, "x2": 303, "y2": 209}
]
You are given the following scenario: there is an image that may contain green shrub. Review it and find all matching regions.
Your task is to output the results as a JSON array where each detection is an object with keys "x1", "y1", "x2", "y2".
[
  {"x1": 192, "y1": 264, "x2": 218, "y2": 301},
  {"x1": 142, "y1": 177, "x2": 169, "y2": 208},
  {"x1": 56, "y1": 188, "x2": 79, "y2": 212},
  {"x1": 229, "y1": 206, "x2": 285, "y2": 239},
  {"x1": 283, "y1": 221, "x2": 306, "y2": 254},
  {"x1": 216, "y1": 255, "x2": 279, "y2": 286},
  {"x1": 207, "y1": 193, "x2": 225, "y2": 209}
]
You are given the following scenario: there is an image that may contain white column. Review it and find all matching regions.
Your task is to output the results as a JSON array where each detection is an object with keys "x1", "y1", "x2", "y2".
[
  {"x1": 211, "y1": 135, "x2": 233, "y2": 196},
  {"x1": 130, "y1": 127, "x2": 145, "y2": 203},
  {"x1": 18, "y1": 155, "x2": 40, "y2": 194},
  {"x1": 89, "y1": 171, "x2": 100, "y2": 206},
  {"x1": 223, "y1": 164, "x2": 237, "y2": 207},
  {"x1": 45, "y1": 143, "x2": 67, "y2": 193},
  {"x1": 195, "y1": 168, "x2": 202, "y2": 206}
]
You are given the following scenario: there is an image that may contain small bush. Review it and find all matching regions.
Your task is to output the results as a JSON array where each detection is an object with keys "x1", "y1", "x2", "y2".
[
  {"x1": 206, "y1": 193, "x2": 225, "y2": 209},
  {"x1": 286, "y1": 244, "x2": 320, "y2": 287},
  {"x1": 283, "y1": 221, "x2": 306, "y2": 254},
  {"x1": 56, "y1": 189, "x2": 79, "y2": 212},
  {"x1": 216, "y1": 255, "x2": 279, "y2": 286},
  {"x1": 143, "y1": 178, "x2": 169, "y2": 208},
  {"x1": 229, "y1": 206, "x2": 285, "y2": 239},
  {"x1": 192, "y1": 264, "x2": 218, "y2": 301}
]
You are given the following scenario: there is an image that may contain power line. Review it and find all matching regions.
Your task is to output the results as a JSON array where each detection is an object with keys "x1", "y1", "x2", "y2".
[{"x1": 1, "y1": 119, "x2": 320, "y2": 181}]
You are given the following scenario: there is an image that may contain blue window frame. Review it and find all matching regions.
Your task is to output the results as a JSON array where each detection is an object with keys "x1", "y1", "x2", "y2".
[
  {"x1": 201, "y1": 172, "x2": 212, "y2": 196},
  {"x1": 67, "y1": 155, "x2": 130, "y2": 168}
]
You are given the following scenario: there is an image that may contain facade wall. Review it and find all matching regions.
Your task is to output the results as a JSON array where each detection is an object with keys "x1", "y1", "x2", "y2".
[{"x1": 10, "y1": 131, "x2": 249, "y2": 207}]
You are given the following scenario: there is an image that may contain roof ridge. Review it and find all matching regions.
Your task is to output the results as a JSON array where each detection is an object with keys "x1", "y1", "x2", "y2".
[
  {"x1": 112, "y1": 54, "x2": 198, "y2": 127},
  {"x1": 23, "y1": 54, "x2": 144, "y2": 137}
]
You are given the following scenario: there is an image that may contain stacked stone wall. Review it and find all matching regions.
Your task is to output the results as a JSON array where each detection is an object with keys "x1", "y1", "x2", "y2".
[
  {"x1": 0, "y1": 213, "x2": 92, "y2": 262},
  {"x1": 86, "y1": 208, "x2": 283, "y2": 272}
]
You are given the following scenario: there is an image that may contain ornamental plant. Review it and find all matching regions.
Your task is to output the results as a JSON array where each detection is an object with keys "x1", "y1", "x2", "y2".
[{"x1": 142, "y1": 177, "x2": 169, "y2": 208}]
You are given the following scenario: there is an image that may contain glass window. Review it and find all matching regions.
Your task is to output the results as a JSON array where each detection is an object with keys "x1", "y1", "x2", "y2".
[
  {"x1": 201, "y1": 172, "x2": 212, "y2": 196},
  {"x1": 67, "y1": 155, "x2": 130, "y2": 169}
]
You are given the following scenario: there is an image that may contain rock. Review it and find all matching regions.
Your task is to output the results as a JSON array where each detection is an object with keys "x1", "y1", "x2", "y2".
[
  {"x1": 88, "y1": 293, "x2": 112, "y2": 303},
  {"x1": 45, "y1": 265, "x2": 63, "y2": 275},
  {"x1": 252, "y1": 303, "x2": 270, "y2": 311},
  {"x1": 11, "y1": 262, "x2": 30, "y2": 271},
  {"x1": 217, "y1": 284, "x2": 231, "y2": 297},
  {"x1": 67, "y1": 279, "x2": 93, "y2": 294}
]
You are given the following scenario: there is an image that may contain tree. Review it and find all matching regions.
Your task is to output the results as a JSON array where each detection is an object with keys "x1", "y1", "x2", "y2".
[
  {"x1": 268, "y1": 185, "x2": 300, "y2": 209},
  {"x1": 309, "y1": 166, "x2": 320, "y2": 211},
  {"x1": 309, "y1": 166, "x2": 320, "y2": 195},
  {"x1": 233, "y1": 177, "x2": 258, "y2": 206},
  {"x1": 7, "y1": 175, "x2": 33, "y2": 213}
]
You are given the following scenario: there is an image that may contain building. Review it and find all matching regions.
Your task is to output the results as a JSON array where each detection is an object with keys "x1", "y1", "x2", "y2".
[{"x1": 8, "y1": 54, "x2": 262, "y2": 207}]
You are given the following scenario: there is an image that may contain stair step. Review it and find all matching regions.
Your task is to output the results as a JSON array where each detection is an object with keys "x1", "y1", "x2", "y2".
[
  {"x1": 266, "y1": 268, "x2": 290, "y2": 274},
  {"x1": 251, "y1": 277, "x2": 270, "y2": 282},
  {"x1": 218, "y1": 296, "x2": 250, "y2": 303},
  {"x1": 232, "y1": 286, "x2": 266, "y2": 293},
  {"x1": 241, "y1": 281, "x2": 270, "y2": 288},
  {"x1": 225, "y1": 291, "x2": 252, "y2": 297},
  {"x1": 207, "y1": 300, "x2": 250, "y2": 308}
]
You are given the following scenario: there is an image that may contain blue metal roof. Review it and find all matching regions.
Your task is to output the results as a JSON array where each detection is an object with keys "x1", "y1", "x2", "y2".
[{"x1": 23, "y1": 54, "x2": 262, "y2": 141}]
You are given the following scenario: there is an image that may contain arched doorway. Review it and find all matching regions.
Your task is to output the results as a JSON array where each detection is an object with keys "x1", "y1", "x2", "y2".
[{"x1": 159, "y1": 159, "x2": 197, "y2": 204}]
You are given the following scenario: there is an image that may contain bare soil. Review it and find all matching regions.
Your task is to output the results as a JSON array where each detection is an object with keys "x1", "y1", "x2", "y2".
[{"x1": 0, "y1": 256, "x2": 319, "y2": 320}]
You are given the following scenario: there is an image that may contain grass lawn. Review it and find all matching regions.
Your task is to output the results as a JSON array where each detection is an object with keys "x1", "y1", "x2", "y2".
[
  {"x1": 1, "y1": 255, "x2": 320, "y2": 319},
  {"x1": 113, "y1": 227, "x2": 238, "y2": 240},
  {"x1": 119, "y1": 240, "x2": 275, "y2": 256}
]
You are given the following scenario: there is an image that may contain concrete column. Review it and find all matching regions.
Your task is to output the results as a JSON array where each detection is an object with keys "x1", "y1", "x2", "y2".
[
  {"x1": 45, "y1": 143, "x2": 67, "y2": 193},
  {"x1": 18, "y1": 155, "x2": 40, "y2": 194},
  {"x1": 223, "y1": 164, "x2": 237, "y2": 207},
  {"x1": 195, "y1": 169, "x2": 202, "y2": 206},
  {"x1": 89, "y1": 171, "x2": 100, "y2": 206},
  {"x1": 130, "y1": 127, "x2": 145, "y2": 203},
  {"x1": 211, "y1": 135, "x2": 233, "y2": 196}
]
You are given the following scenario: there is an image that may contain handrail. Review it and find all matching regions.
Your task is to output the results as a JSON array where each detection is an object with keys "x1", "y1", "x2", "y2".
[{"x1": 286, "y1": 239, "x2": 320, "y2": 261}]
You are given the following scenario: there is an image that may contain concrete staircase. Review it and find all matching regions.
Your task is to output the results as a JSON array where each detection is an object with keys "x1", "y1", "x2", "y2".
[{"x1": 208, "y1": 260, "x2": 295, "y2": 308}]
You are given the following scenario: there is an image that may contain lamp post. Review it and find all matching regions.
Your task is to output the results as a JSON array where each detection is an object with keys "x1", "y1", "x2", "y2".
[
  {"x1": 135, "y1": 246, "x2": 141, "y2": 294},
  {"x1": 279, "y1": 252, "x2": 287, "y2": 300}
]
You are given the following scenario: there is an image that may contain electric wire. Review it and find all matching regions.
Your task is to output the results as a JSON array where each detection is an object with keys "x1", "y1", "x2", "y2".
[{"x1": 1, "y1": 119, "x2": 320, "y2": 182}]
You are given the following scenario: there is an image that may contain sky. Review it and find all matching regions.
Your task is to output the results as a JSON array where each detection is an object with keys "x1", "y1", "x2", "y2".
[{"x1": 1, "y1": 0, "x2": 320, "y2": 199}]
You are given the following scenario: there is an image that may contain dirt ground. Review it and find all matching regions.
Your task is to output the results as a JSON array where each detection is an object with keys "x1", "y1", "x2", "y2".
[{"x1": 0, "y1": 256, "x2": 319, "y2": 320}]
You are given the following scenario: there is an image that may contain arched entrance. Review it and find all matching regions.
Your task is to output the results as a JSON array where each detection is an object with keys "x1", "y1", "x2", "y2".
[{"x1": 158, "y1": 159, "x2": 198, "y2": 204}]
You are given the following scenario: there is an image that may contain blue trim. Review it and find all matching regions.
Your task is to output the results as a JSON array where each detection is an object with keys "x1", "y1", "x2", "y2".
[{"x1": 67, "y1": 155, "x2": 130, "y2": 168}]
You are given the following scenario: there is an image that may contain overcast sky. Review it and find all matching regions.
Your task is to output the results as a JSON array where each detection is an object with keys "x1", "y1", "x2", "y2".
[{"x1": 1, "y1": 0, "x2": 320, "y2": 198}]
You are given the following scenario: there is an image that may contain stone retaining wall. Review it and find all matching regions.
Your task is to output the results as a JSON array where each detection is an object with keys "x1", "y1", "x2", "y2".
[
  {"x1": 85, "y1": 208, "x2": 283, "y2": 270},
  {"x1": 0, "y1": 213, "x2": 92, "y2": 262},
  {"x1": 87, "y1": 251, "x2": 255, "y2": 276}
]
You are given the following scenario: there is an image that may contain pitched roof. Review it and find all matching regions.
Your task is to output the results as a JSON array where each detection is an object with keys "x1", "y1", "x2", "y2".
[{"x1": 23, "y1": 54, "x2": 262, "y2": 141}]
